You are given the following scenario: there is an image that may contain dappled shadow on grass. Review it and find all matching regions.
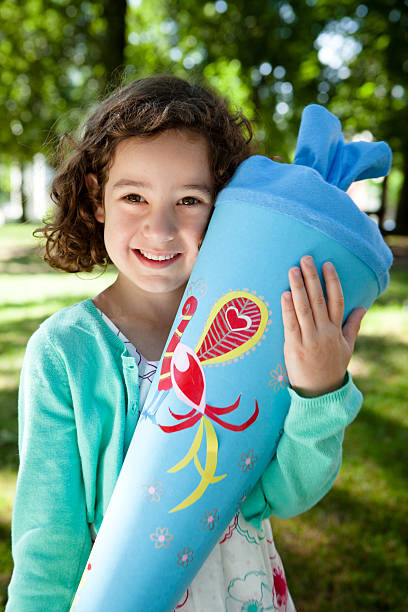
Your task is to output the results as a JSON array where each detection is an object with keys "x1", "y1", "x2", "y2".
[
  {"x1": 0, "y1": 576, "x2": 11, "y2": 611},
  {"x1": 273, "y1": 485, "x2": 408, "y2": 611},
  {"x1": 353, "y1": 333, "x2": 408, "y2": 381},
  {"x1": 0, "y1": 388, "x2": 18, "y2": 470},
  {"x1": 0, "y1": 295, "x2": 92, "y2": 312},
  {"x1": 345, "y1": 405, "x2": 408, "y2": 484},
  {"x1": 0, "y1": 247, "x2": 109, "y2": 279},
  {"x1": 272, "y1": 330, "x2": 408, "y2": 611},
  {"x1": 0, "y1": 312, "x2": 47, "y2": 358},
  {"x1": 0, "y1": 252, "x2": 53, "y2": 276},
  {"x1": 374, "y1": 268, "x2": 408, "y2": 307},
  {"x1": 0, "y1": 521, "x2": 12, "y2": 611}
]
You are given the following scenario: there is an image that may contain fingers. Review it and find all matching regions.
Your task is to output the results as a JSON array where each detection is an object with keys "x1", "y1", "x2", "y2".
[
  {"x1": 322, "y1": 261, "x2": 344, "y2": 327},
  {"x1": 281, "y1": 291, "x2": 301, "y2": 344},
  {"x1": 300, "y1": 256, "x2": 329, "y2": 325},
  {"x1": 283, "y1": 256, "x2": 347, "y2": 340},
  {"x1": 287, "y1": 263, "x2": 317, "y2": 341},
  {"x1": 342, "y1": 307, "x2": 366, "y2": 351}
]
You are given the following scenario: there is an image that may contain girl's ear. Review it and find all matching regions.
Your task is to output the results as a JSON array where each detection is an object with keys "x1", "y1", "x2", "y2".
[{"x1": 85, "y1": 173, "x2": 104, "y2": 223}]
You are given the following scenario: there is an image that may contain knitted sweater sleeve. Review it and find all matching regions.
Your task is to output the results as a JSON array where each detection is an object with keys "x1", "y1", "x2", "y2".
[
  {"x1": 6, "y1": 329, "x2": 92, "y2": 611},
  {"x1": 240, "y1": 373, "x2": 362, "y2": 529}
]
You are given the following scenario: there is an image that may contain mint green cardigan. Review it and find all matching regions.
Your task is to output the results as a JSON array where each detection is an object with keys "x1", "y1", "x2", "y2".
[{"x1": 6, "y1": 299, "x2": 362, "y2": 611}]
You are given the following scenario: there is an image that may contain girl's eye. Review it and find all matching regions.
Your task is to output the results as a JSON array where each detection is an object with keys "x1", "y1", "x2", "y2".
[
  {"x1": 124, "y1": 193, "x2": 145, "y2": 203},
  {"x1": 179, "y1": 196, "x2": 200, "y2": 206}
]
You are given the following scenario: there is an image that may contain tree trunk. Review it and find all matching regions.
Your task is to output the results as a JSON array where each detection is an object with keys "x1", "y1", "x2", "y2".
[
  {"x1": 101, "y1": 0, "x2": 127, "y2": 82},
  {"x1": 20, "y1": 174, "x2": 28, "y2": 223},
  {"x1": 395, "y1": 153, "x2": 408, "y2": 235},
  {"x1": 377, "y1": 174, "x2": 388, "y2": 234}
]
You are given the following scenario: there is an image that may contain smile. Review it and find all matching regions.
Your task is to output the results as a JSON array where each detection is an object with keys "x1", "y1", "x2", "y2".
[
  {"x1": 139, "y1": 249, "x2": 179, "y2": 261},
  {"x1": 132, "y1": 249, "x2": 182, "y2": 268}
]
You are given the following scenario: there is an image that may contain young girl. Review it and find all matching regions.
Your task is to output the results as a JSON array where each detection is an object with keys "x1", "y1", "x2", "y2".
[{"x1": 6, "y1": 76, "x2": 365, "y2": 611}]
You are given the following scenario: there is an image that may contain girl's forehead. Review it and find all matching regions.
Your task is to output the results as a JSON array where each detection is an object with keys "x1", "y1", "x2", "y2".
[
  {"x1": 107, "y1": 129, "x2": 213, "y2": 187},
  {"x1": 116, "y1": 129, "x2": 209, "y2": 153},
  {"x1": 111, "y1": 131, "x2": 210, "y2": 167}
]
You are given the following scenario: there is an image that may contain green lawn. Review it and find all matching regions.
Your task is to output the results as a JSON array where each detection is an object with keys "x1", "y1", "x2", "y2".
[{"x1": 1, "y1": 223, "x2": 407, "y2": 610}]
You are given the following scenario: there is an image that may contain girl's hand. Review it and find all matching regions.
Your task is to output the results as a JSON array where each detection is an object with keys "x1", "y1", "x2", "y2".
[{"x1": 281, "y1": 255, "x2": 366, "y2": 398}]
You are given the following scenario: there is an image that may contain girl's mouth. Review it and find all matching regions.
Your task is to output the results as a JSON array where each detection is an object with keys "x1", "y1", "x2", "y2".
[{"x1": 132, "y1": 249, "x2": 182, "y2": 268}]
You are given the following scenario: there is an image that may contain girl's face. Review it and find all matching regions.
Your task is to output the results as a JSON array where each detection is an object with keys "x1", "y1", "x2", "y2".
[{"x1": 93, "y1": 130, "x2": 214, "y2": 296}]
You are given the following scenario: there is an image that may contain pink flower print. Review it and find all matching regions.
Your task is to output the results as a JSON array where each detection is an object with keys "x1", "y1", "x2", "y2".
[
  {"x1": 269, "y1": 363, "x2": 288, "y2": 392},
  {"x1": 177, "y1": 546, "x2": 194, "y2": 568},
  {"x1": 200, "y1": 508, "x2": 219, "y2": 531},
  {"x1": 143, "y1": 480, "x2": 163, "y2": 503},
  {"x1": 150, "y1": 526, "x2": 173, "y2": 549},
  {"x1": 273, "y1": 566, "x2": 288, "y2": 607},
  {"x1": 238, "y1": 489, "x2": 249, "y2": 505},
  {"x1": 239, "y1": 449, "x2": 258, "y2": 472},
  {"x1": 234, "y1": 489, "x2": 249, "y2": 513}
]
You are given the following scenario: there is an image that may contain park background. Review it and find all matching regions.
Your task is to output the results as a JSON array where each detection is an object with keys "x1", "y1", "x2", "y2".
[{"x1": 0, "y1": 0, "x2": 407, "y2": 610}]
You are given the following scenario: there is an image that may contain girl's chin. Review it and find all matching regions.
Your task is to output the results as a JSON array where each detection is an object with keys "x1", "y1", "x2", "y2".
[{"x1": 134, "y1": 281, "x2": 188, "y2": 296}]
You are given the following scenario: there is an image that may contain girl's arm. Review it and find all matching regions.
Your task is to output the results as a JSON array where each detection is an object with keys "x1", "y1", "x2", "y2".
[
  {"x1": 6, "y1": 329, "x2": 92, "y2": 611},
  {"x1": 240, "y1": 372, "x2": 362, "y2": 528},
  {"x1": 241, "y1": 256, "x2": 365, "y2": 528}
]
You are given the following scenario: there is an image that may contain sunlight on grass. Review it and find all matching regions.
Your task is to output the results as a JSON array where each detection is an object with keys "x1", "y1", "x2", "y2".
[
  {"x1": 0, "y1": 223, "x2": 39, "y2": 250},
  {"x1": 0, "y1": 272, "x2": 116, "y2": 305},
  {"x1": 361, "y1": 304, "x2": 408, "y2": 335},
  {"x1": 0, "y1": 472, "x2": 15, "y2": 524}
]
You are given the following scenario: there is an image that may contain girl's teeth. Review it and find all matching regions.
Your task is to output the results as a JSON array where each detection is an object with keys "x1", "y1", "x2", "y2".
[{"x1": 140, "y1": 250, "x2": 178, "y2": 261}]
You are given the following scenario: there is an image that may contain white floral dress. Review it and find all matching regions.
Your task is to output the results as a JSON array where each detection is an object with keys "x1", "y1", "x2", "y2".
[{"x1": 99, "y1": 311, "x2": 295, "y2": 612}]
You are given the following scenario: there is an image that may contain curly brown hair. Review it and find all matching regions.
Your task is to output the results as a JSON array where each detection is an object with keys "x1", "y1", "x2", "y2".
[{"x1": 36, "y1": 75, "x2": 253, "y2": 273}]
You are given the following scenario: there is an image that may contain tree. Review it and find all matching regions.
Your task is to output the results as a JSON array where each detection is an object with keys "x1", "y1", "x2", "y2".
[
  {"x1": 298, "y1": 0, "x2": 408, "y2": 233},
  {"x1": 127, "y1": 0, "x2": 325, "y2": 158},
  {"x1": 126, "y1": 0, "x2": 408, "y2": 232},
  {"x1": 0, "y1": 0, "x2": 127, "y2": 219}
]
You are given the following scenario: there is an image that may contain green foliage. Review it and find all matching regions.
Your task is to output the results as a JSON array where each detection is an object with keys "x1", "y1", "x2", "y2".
[
  {"x1": 0, "y1": 0, "x2": 127, "y2": 163},
  {"x1": 203, "y1": 58, "x2": 255, "y2": 119},
  {"x1": 124, "y1": 0, "x2": 407, "y2": 178},
  {"x1": 2, "y1": 0, "x2": 407, "y2": 224},
  {"x1": 125, "y1": 0, "x2": 326, "y2": 157}
]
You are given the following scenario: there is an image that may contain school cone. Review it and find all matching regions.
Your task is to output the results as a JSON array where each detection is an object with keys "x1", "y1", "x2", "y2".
[{"x1": 70, "y1": 105, "x2": 392, "y2": 612}]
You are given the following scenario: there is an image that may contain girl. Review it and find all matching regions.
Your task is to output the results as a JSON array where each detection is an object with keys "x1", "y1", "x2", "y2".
[{"x1": 6, "y1": 76, "x2": 365, "y2": 611}]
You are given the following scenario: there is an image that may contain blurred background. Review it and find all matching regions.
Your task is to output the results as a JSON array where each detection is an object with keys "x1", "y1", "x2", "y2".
[{"x1": 0, "y1": 1, "x2": 407, "y2": 610}]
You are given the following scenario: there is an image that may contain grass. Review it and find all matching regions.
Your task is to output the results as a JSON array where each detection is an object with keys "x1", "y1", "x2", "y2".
[{"x1": 0, "y1": 222, "x2": 407, "y2": 610}]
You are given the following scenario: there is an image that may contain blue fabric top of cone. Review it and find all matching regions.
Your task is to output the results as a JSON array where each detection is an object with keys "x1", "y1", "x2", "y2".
[{"x1": 216, "y1": 104, "x2": 393, "y2": 294}]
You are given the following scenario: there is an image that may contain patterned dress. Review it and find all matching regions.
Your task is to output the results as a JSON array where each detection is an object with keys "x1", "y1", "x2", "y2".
[{"x1": 99, "y1": 311, "x2": 296, "y2": 612}]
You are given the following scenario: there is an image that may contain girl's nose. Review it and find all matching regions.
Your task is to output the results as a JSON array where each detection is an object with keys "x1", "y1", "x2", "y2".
[{"x1": 142, "y1": 206, "x2": 177, "y2": 243}]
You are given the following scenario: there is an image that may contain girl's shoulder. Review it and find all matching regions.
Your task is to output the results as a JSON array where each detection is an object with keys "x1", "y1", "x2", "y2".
[
  {"x1": 27, "y1": 298, "x2": 124, "y2": 358},
  {"x1": 38, "y1": 297, "x2": 99, "y2": 329},
  {"x1": 35, "y1": 298, "x2": 98, "y2": 337}
]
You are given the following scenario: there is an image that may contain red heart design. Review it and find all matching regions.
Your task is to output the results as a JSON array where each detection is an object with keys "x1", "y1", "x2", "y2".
[{"x1": 225, "y1": 307, "x2": 252, "y2": 331}]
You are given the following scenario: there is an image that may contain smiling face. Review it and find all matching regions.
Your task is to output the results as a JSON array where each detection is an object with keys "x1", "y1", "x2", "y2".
[{"x1": 92, "y1": 129, "x2": 214, "y2": 298}]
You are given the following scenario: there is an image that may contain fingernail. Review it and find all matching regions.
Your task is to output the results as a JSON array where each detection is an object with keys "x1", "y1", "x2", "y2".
[
  {"x1": 292, "y1": 267, "x2": 301, "y2": 277},
  {"x1": 325, "y1": 262, "x2": 334, "y2": 270},
  {"x1": 303, "y1": 256, "x2": 313, "y2": 266}
]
